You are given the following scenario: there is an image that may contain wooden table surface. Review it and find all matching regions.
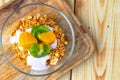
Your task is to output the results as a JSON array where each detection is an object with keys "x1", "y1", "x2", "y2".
[{"x1": 0, "y1": 0, "x2": 120, "y2": 80}]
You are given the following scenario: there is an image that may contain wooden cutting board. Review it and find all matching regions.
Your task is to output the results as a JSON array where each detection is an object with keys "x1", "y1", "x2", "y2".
[{"x1": 0, "y1": 0, "x2": 94, "y2": 80}]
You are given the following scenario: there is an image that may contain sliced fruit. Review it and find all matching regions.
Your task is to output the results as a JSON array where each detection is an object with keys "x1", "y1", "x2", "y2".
[
  {"x1": 29, "y1": 44, "x2": 43, "y2": 58},
  {"x1": 43, "y1": 44, "x2": 50, "y2": 55},
  {"x1": 19, "y1": 32, "x2": 38, "y2": 49},
  {"x1": 29, "y1": 44, "x2": 50, "y2": 58},
  {"x1": 29, "y1": 44, "x2": 39, "y2": 55},
  {"x1": 38, "y1": 31, "x2": 56, "y2": 44},
  {"x1": 31, "y1": 25, "x2": 50, "y2": 38}
]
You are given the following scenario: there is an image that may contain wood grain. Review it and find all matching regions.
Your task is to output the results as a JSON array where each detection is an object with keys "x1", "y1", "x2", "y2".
[
  {"x1": 72, "y1": 0, "x2": 120, "y2": 80},
  {"x1": 65, "y1": 0, "x2": 74, "y2": 12}
]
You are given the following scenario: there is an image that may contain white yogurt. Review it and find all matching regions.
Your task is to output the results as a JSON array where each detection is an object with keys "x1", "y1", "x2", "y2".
[
  {"x1": 10, "y1": 30, "x2": 22, "y2": 44},
  {"x1": 26, "y1": 28, "x2": 32, "y2": 32},
  {"x1": 27, "y1": 55, "x2": 49, "y2": 70},
  {"x1": 46, "y1": 25, "x2": 53, "y2": 31},
  {"x1": 50, "y1": 39, "x2": 57, "y2": 49}
]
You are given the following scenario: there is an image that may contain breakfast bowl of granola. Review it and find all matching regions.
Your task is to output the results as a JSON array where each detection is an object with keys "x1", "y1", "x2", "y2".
[{"x1": 1, "y1": 3, "x2": 75, "y2": 76}]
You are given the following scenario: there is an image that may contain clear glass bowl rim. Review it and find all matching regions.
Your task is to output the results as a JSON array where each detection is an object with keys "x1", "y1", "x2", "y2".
[{"x1": 1, "y1": 3, "x2": 75, "y2": 76}]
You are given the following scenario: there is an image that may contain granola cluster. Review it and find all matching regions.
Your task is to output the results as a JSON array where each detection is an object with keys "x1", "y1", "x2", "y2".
[
  {"x1": 11, "y1": 14, "x2": 67, "y2": 65},
  {"x1": 12, "y1": 43, "x2": 28, "y2": 65}
]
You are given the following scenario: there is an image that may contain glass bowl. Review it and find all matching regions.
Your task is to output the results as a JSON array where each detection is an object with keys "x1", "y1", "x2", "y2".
[{"x1": 1, "y1": 3, "x2": 75, "y2": 76}]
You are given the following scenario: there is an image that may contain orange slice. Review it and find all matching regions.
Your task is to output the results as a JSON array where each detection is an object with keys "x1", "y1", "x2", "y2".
[
  {"x1": 38, "y1": 31, "x2": 56, "y2": 44},
  {"x1": 19, "y1": 32, "x2": 38, "y2": 49}
]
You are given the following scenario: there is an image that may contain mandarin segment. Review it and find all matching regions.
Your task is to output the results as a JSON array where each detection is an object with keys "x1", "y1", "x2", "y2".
[
  {"x1": 19, "y1": 32, "x2": 38, "y2": 49},
  {"x1": 38, "y1": 31, "x2": 56, "y2": 44}
]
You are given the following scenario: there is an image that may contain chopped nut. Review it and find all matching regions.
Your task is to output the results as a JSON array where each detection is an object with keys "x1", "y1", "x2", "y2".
[
  {"x1": 46, "y1": 59, "x2": 50, "y2": 65},
  {"x1": 55, "y1": 53, "x2": 59, "y2": 57},
  {"x1": 50, "y1": 58, "x2": 58, "y2": 65},
  {"x1": 64, "y1": 41, "x2": 68, "y2": 45},
  {"x1": 21, "y1": 18, "x2": 25, "y2": 21},
  {"x1": 27, "y1": 16, "x2": 32, "y2": 19}
]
